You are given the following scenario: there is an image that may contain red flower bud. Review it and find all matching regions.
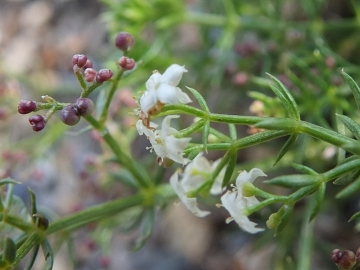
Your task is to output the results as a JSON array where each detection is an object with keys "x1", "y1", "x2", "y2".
[
  {"x1": 29, "y1": 114, "x2": 46, "y2": 131},
  {"x1": 84, "y1": 68, "x2": 97, "y2": 82},
  {"x1": 118, "y1": 56, "x2": 136, "y2": 70},
  {"x1": 74, "y1": 98, "x2": 94, "y2": 116},
  {"x1": 72, "y1": 54, "x2": 88, "y2": 68},
  {"x1": 115, "y1": 32, "x2": 135, "y2": 51},
  {"x1": 60, "y1": 105, "x2": 81, "y2": 126},
  {"x1": 96, "y1": 69, "x2": 113, "y2": 83},
  {"x1": 18, "y1": 100, "x2": 37, "y2": 114}
]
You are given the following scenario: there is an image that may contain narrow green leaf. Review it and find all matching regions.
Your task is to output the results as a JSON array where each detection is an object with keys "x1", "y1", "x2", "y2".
[
  {"x1": 349, "y1": 211, "x2": 360, "y2": 221},
  {"x1": 3, "y1": 237, "x2": 16, "y2": 263},
  {"x1": 336, "y1": 174, "x2": 360, "y2": 199},
  {"x1": 333, "y1": 170, "x2": 360, "y2": 185},
  {"x1": 228, "y1": 124, "x2": 237, "y2": 140},
  {"x1": 336, "y1": 114, "x2": 360, "y2": 140},
  {"x1": 41, "y1": 239, "x2": 54, "y2": 270},
  {"x1": 342, "y1": 70, "x2": 360, "y2": 112},
  {"x1": 186, "y1": 86, "x2": 210, "y2": 112},
  {"x1": 309, "y1": 182, "x2": 326, "y2": 221},
  {"x1": 275, "y1": 205, "x2": 293, "y2": 235},
  {"x1": 0, "y1": 178, "x2": 21, "y2": 186},
  {"x1": 273, "y1": 133, "x2": 298, "y2": 166},
  {"x1": 202, "y1": 121, "x2": 210, "y2": 152},
  {"x1": 132, "y1": 207, "x2": 155, "y2": 251},
  {"x1": 266, "y1": 73, "x2": 300, "y2": 120},
  {"x1": 254, "y1": 118, "x2": 297, "y2": 131},
  {"x1": 265, "y1": 175, "x2": 321, "y2": 188},
  {"x1": 28, "y1": 188, "x2": 37, "y2": 222},
  {"x1": 291, "y1": 163, "x2": 318, "y2": 175},
  {"x1": 222, "y1": 151, "x2": 237, "y2": 188}
]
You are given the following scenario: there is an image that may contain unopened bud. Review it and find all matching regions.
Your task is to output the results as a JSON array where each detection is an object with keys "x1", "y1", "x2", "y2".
[
  {"x1": 96, "y1": 69, "x2": 113, "y2": 83},
  {"x1": 29, "y1": 114, "x2": 46, "y2": 132},
  {"x1": 74, "y1": 98, "x2": 94, "y2": 116},
  {"x1": 118, "y1": 56, "x2": 136, "y2": 70},
  {"x1": 72, "y1": 54, "x2": 88, "y2": 68},
  {"x1": 331, "y1": 249, "x2": 356, "y2": 269},
  {"x1": 18, "y1": 100, "x2": 37, "y2": 114},
  {"x1": 60, "y1": 105, "x2": 81, "y2": 126},
  {"x1": 115, "y1": 32, "x2": 135, "y2": 51},
  {"x1": 84, "y1": 68, "x2": 97, "y2": 82}
]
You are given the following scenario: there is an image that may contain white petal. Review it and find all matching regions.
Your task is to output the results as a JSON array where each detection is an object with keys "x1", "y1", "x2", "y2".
[
  {"x1": 140, "y1": 90, "x2": 157, "y2": 117},
  {"x1": 160, "y1": 115, "x2": 180, "y2": 137},
  {"x1": 136, "y1": 120, "x2": 157, "y2": 138},
  {"x1": 170, "y1": 172, "x2": 210, "y2": 217},
  {"x1": 221, "y1": 191, "x2": 264, "y2": 234},
  {"x1": 164, "y1": 135, "x2": 191, "y2": 165},
  {"x1": 236, "y1": 168, "x2": 267, "y2": 187},
  {"x1": 161, "y1": 64, "x2": 187, "y2": 86},
  {"x1": 175, "y1": 87, "x2": 192, "y2": 104},
  {"x1": 146, "y1": 72, "x2": 162, "y2": 90},
  {"x1": 156, "y1": 84, "x2": 179, "y2": 105}
]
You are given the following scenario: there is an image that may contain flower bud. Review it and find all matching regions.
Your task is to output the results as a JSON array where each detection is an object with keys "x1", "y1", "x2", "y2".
[
  {"x1": 84, "y1": 68, "x2": 97, "y2": 82},
  {"x1": 356, "y1": 247, "x2": 360, "y2": 262},
  {"x1": 331, "y1": 249, "x2": 342, "y2": 264},
  {"x1": 74, "y1": 98, "x2": 94, "y2": 116},
  {"x1": 72, "y1": 54, "x2": 88, "y2": 68},
  {"x1": 83, "y1": 59, "x2": 93, "y2": 69},
  {"x1": 29, "y1": 114, "x2": 46, "y2": 131},
  {"x1": 96, "y1": 69, "x2": 113, "y2": 83},
  {"x1": 18, "y1": 100, "x2": 37, "y2": 114},
  {"x1": 118, "y1": 56, "x2": 136, "y2": 70},
  {"x1": 115, "y1": 32, "x2": 135, "y2": 51},
  {"x1": 338, "y1": 250, "x2": 356, "y2": 269},
  {"x1": 60, "y1": 105, "x2": 81, "y2": 126}
]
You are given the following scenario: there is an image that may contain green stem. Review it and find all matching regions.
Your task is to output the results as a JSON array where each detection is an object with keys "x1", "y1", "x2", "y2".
[
  {"x1": 99, "y1": 70, "x2": 124, "y2": 125},
  {"x1": 14, "y1": 232, "x2": 43, "y2": 266},
  {"x1": 46, "y1": 193, "x2": 144, "y2": 235}
]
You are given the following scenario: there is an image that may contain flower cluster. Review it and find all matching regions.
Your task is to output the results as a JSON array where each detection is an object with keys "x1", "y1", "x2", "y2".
[
  {"x1": 136, "y1": 64, "x2": 267, "y2": 234},
  {"x1": 136, "y1": 64, "x2": 192, "y2": 165}
]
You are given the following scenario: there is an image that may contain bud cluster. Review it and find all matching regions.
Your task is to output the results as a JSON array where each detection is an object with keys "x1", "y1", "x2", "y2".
[
  {"x1": 331, "y1": 247, "x2": 360, "y2": 270},
  {"x1": 17, "y1": 31, "x2": 136, "y2": 132},
  {"x1": 60, "y1": 98, "x2": 94, "y2": 126},
  {"x1": 72, "y1": 54, "x2": 113, "y2": 83}
]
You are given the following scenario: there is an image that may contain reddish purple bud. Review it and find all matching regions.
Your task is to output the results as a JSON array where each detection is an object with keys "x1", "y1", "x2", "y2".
[
  {"x1": 118, "y1": 56, "x2": 136, "y2": 70},
  {"x1": 72, "y1": 54, "x2": 88, "y2": 68},
  {"x1": 332, "y1": 249, "x2": 357, "y2": 269},
  {"x1": 96, "y1": 69, "x2": 113, "y2": 83},
  {"x1": 18, "y1": 100, "x2": 37, "y2": 114},
  {"x1": 115, "y1": 32, "x2": 135, "y2": 51},
  {"x1": 29, "y1": 114, "x2": 46, "y2": 132},
  {"x1": 83, "y1": 59, "x2": 93, "y2": 69},
  {"x1": 74, "y1": 98, "x2": 94, "y2": 116},
  {"x1": 84, "y1": 68, "x2": 97, "y2": 82},
  {"x1": 356, "y1": 247, "x2": 360, "y2": 261},
  {"x1": 331, "y1": 249, "x2": 342, "y2": 264},
  {"x1": 60, "y1": 105, "x2": 81, "y2": 126}
]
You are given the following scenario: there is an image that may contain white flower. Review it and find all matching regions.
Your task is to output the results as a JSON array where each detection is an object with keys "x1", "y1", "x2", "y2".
[
  {"x1": 136, "y1": 115, "x2": 191, "y2": 165},
  {"x1": 170, "y1": 171, "x2": 210, "y2": 217},
  {"x1": 221, "y1": 168, "x2": 266, "y2": 234},
  {"x1": 181, "y1": 152, "x2": 225, "y2": 195},
  {"x1": 140, "y1": 64, "x2": 192, "y2": 117}
]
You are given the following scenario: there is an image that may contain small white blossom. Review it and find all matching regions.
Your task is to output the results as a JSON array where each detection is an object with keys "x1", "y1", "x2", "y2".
[
  {"x1": 136, "y1": 115, "x2": 191, "y2": 165},
  {"x1": 181, "y1": 152, "x2": 225, "y2": 195},
  {"x1": 170, "y1": 171, "x2": 210, "y2": 217},
  {"x1": 221, "y1": 168, "x2": 266, "y2": 234},
  {"x1": 140, "y1": 64, "x2": 192, "y2": 117}
]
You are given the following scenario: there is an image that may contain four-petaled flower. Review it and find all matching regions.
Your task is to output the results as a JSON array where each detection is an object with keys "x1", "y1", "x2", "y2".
[
  {"x1": 140, "y1": 64, "x2": 192, "y2": 117},
  {"x1": 170, "y1": 170, "x2": 210, "y2": 217},
  {"x1": 169, "y1": 153, "x2": 226, "y2": 217},
  {"x1": 221, "y1": 168, "x2": 266, "y2": 234},
  {"x1": 136, "y1": 115, "x2": 191, "y2": 165},
  {"x1": 180, "y1": 152, "x2": 225, "y2": 195}
]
